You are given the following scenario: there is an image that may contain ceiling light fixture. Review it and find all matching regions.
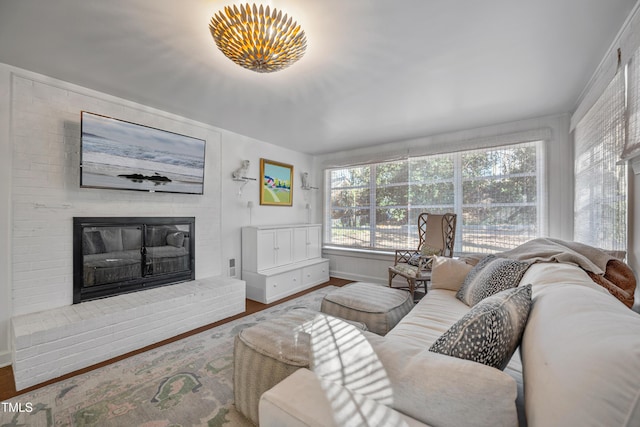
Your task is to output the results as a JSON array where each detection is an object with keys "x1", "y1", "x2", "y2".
[{"x1": 209, "y1": 3, "x2": 307, "y2": 73}]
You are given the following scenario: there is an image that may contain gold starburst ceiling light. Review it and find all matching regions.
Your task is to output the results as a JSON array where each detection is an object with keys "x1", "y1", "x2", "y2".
[{"x1": 209, "y1": 3, "x2": 307, "y2": 73}]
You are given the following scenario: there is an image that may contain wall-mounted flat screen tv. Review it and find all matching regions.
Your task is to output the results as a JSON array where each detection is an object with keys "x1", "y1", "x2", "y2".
[{"x1": 80, "y1": 111, "x2": 206, "y2": 194}]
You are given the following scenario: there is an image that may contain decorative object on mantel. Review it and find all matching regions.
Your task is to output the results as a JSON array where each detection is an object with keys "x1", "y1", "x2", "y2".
[
  {"x1": 260, "y1": 158, "x2": 293, "y2": 206},
  {"x1": 300, "y1": 172, "x2": 318, "y2": 190},
  {"x1": 232, "y1": 159, "x2": 256, "y2": 196},
  {"x1": 209, "y1": 3, "x2": 307, "y2": 73}
]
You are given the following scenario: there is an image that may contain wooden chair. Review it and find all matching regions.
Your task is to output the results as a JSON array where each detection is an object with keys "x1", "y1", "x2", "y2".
[{"x1": 388, "y1": 213, "x2": 457, "y2": 298}]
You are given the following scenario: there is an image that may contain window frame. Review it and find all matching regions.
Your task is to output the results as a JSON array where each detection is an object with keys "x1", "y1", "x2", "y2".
[{"x1": 324, "y1": 140, "x2": 547, "y2": 254}]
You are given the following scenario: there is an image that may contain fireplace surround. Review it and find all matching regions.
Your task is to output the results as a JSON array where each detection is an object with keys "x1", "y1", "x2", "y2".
[{"x1": 73, "y1": 217, "x2": 195, "y2": 303}]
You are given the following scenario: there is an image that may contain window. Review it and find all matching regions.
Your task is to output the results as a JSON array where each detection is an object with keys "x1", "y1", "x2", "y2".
[{"x1": 325, "y1": 140, "x2": 545, "y2": 253}]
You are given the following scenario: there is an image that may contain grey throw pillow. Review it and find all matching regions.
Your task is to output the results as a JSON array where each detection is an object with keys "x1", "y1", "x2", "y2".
[
  {"x1": 430, "y1": 284, "x2": 532, "y2": 370},
  {"x1": 82, "y1": 230, "x2": 106, "y2": 255},
  {"x1": 456, "y1": 255, "x2": 529, "y2": 306},
  {"x1": 166, "y1": 231, "x2": 185, "y2": 248}
]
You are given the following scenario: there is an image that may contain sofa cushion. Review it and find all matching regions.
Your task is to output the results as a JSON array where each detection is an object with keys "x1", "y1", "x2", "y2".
[
  {"x1": 386, "y1": 289, "x2": 470, "y2": 349},
  {"x1": 430, "y1": 284, "x2": 532, "y2": 370},
  {"x1": 306, "y1": 314, "x2": 518, "y2": 427},
  {"x1": 520, "y1": 265, "x2": 640, "y2": 427},
  {"x1": 456, "y1": 255, "x2": 529, "y2": 306},
  {"x1": 259, "y1": 368, "x2": 426, "y2": 427},
  {"x1": 370, "y1": 338, "x2": 518, "y2": 427},
  {"x1": 431, "y1": 256, "x2": 473, "y2": 291}
]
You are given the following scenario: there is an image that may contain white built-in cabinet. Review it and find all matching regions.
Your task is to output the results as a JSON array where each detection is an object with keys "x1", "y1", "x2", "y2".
[{"x1": 242, "y1": 224, "x2": 329, "y2": 303}]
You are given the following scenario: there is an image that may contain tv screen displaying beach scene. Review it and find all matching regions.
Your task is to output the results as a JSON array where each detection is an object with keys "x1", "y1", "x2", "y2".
[{"x1": 80, "y1": 111, "x2": 206, "y2": 194}]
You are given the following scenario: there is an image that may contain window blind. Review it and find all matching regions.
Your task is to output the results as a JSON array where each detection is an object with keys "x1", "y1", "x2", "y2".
[
  {"x1": 574, "y1": 69, "x2": 627, "y2": 251},
  {"x1": 623, "y1": 49, "x2": 640, "y2": 159}
]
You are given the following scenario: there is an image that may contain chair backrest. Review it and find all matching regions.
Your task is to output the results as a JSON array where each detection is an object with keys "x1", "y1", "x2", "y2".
[{"x1": 417, "y1": 213, "x2": 457, "y2": 257}]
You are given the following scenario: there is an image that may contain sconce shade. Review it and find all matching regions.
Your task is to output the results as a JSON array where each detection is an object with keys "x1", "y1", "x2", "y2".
[{"x1": 209, "y1": 3, "x2": 307, "y2": 73}]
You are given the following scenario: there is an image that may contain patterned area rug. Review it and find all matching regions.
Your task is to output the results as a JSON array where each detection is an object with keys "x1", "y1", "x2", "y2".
[{"x1": 0, "y1": 287, "x2": 336, "y2": 427}]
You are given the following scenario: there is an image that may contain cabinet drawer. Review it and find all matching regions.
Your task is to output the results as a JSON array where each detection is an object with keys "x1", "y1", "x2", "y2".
[
  {"x1": 302, "y1": 261, "x2": 329, "y2": 286},
  {"x1": 264, "y1": 270, "x2": 303, "y2": 302}
]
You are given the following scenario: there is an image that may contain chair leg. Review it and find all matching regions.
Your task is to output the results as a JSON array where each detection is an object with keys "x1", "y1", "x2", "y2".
[
  {"x1": 405, "y1": 277, "x2": 415, "y2": 299},
  {"x1": 388, "y1": 269, "x2": 395, "y2": 287}
]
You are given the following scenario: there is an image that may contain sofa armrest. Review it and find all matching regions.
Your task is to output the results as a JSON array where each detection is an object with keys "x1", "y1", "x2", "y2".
[
  {"x1": 370, "y1": 339, "x2": 519, "y2": 427},
  {"x1": 259, "y1": 368, "x2": 427, "y2": 427}
]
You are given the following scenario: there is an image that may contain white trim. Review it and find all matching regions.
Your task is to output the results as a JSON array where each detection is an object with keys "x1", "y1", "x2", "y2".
[
  {"x1": 0, "y1": 350, "x2": 11, "y2": 368},
  {"x1": 323, "y1": 246, "x2": 395, "y2": 260},
  {"x1": 632, "y1": 155, "x2": 640, "y2": 174},
  {"x1": 321, "y1": 127, "x2": 552, "y2": 169},
  {"x1": 0, "y1": 65, "x2": 13, "y2": 365},
  {"x1": 328, "y1": 270, "x2": 387, "y2": 285}
]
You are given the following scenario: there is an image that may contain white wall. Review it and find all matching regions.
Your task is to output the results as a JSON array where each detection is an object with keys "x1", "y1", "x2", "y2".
[
  {"x1": 315, "y1": 114, "x2": 574, "y2": 283},
  {"x1": 0, "y1": 63, "x2": 315, "y2": 366},
  {"x1": 220, "y1": 133, "x2": 321, "y2": 278},
  {"x1": 0, "y1": 64, "x2": 12, "y2": 366}
]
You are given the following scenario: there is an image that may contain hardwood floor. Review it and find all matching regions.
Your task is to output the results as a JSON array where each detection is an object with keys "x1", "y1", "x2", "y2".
[{"x1": 0, "y1": 277, "x2": 353, "y2": 401}]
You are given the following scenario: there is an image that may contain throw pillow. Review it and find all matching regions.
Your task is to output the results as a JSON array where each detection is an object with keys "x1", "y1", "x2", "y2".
[
  {"x1": 420, "y1": 244, "x2": 442, "y2": 257},
  {"x1": 456, "y1": 255, "x2": 529, "y2": 306},
  {"x1": 82, "y1": 230, "x2": 106, "y2": 255},
  {"x1": 429, "y1": 284, "x2": 532, "y2": 370},
  {"x1": 431, "y1": 256, "x2": 474, "y2": 291},
  {"x1": 407, "y1": 253, "x2": 422, "y2": 266},
  {"x1": 166, "y1": 231, "x2": 185, "y2": 248},
  {"x1": 99, "y1": 227, "x2": 123, "y2": 252},
  {"x1": 121, "y1": 227, "x2": 142, "y2": 250}
]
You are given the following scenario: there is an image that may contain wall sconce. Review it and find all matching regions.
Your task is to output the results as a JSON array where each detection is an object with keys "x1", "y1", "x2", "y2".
[
  {"x1": 233, "y1": 160, "x2": 256, "y2": 196},
  {"x1": 300, "y1": 172, "x2": 318, "y2": 190}
]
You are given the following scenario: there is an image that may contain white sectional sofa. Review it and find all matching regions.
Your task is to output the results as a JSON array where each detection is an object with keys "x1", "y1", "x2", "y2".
[{"x1": 258, "y1": 260, "x2": 640, "y2": 427}]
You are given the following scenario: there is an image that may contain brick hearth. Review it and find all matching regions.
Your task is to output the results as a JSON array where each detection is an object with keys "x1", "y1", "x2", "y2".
[{"x1": 11, "y1": 276, "x2": 244, "y2": 390}]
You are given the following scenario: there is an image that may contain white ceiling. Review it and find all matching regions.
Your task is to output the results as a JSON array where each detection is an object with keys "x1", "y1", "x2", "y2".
[{"x1": 0, "y1": 0, "x2": 636, "y2": 154}]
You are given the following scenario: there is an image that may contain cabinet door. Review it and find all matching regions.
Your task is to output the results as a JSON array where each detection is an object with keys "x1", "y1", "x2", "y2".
[
  {"x1": 275, "y1": 228, "x2": 294, "y2": 266},
  {"x1": 306, "y1": 226, "x2": 322, "y2": 259},
  {"x1": 257, "y1": 229, "x2": 278, "y2": 270},
  {"x1": 293, "y1": 227, "x2": 308, "y2": 263}
]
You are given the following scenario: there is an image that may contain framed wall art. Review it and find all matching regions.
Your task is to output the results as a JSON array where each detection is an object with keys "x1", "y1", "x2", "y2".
[
  {"x1": 260, "y1": 158, "x2": 293, "y2": 206},
  {"x1": 80, "y1": 111, "x2": 206, "y2": 194}
]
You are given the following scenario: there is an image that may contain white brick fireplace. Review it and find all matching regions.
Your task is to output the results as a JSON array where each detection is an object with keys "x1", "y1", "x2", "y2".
[{"x1": 7, "y1": 72, "x2": 245, "y2": 389}]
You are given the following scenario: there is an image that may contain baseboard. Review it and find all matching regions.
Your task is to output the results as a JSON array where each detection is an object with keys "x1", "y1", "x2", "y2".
[
  {"x1": 329, "y1": 270, "x2": 386, "y2": 285},
  {"x1": 0, "y1": 350, "x2": 11, "y2": 368}
]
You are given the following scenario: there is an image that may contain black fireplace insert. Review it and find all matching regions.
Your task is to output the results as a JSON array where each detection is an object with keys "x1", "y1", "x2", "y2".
[{"x1": 73, "y1": 217, "x2": 195, "y2": 303}]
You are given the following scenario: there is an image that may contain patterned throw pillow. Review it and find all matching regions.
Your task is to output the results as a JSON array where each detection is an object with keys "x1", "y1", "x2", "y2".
[
  {"x1": 407, "y1": 254, "x2": 422, "y2": 266},
  {"x1": 430, "y1": 284, "x2": 532, "y2": 370},
  {"x1": 420, "y1": 244, "x2": 442, "y2": 257},
  {"x1": 456, "y1": 255, "x2": 529, "y2": 306}
]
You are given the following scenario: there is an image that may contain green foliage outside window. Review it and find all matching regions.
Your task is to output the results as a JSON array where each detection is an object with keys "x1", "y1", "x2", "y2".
[{"x1": 326, "y1": 141, "x2": 544, "y2": 253}]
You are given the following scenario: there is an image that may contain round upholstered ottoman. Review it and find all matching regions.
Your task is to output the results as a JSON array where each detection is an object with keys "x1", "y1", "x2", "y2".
[
  {"x1": 233, "y1": 307, "x2": 365, "y2": 425},
  {"x1": 320, "y1": 282, "x2": 414, "y2": 335}
]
